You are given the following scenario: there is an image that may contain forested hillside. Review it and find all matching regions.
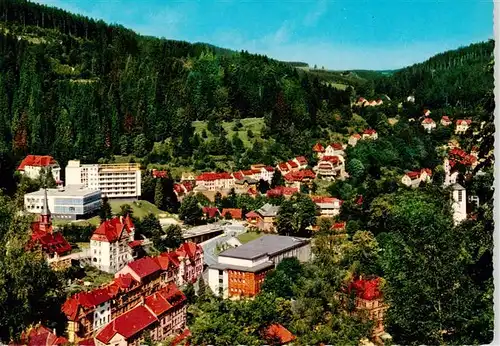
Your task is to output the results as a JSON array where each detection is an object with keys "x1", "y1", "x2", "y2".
[{"x1": 372, "y1": 41, "x2": 494, "y2": 108}]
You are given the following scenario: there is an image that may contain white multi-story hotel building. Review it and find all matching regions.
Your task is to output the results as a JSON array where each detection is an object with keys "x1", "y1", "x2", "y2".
[
  {"x1": 24, "y1": 185, "x2": 101, "y2": 220},
  {"x1": 65, "y1": 160, "x2": 142, "y2": 199}
]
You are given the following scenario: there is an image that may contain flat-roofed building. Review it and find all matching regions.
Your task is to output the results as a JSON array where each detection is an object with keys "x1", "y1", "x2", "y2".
[
  {"x1": 208, "y1": 235, "x2": 311, "y2": 299},
  {"x1": 24, "y1": 185, "x2": 101, "y2": 220},
  {"x1": 65, "y1": 160, "x2": 141, "y2": 199}
]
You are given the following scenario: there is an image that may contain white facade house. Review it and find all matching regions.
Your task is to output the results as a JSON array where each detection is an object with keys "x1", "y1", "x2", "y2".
[
  {"x1": 93, "y1": 301, "x2": 111, "y2": 331},
  {"x1": 324, "y1": 143, "x2": 345, "y2": 157},
  {"x1": 90, "y1": 216, "x2": 135, "y2": 273},
  {"x1": 421, "y1": 118, "x2": 437, "y2": 133},
  {"x1": 451, "y1": 183, "x2": 467, "y2": 225},
  {"x1": 24, "y1": 185, "x2": 101, "y2": 220},
  {"x1": 66, "y1": 160, "x2": 142, "y2": 199},
  {"x1": 208, "y1": 235, "x2": 311, "y2": 299},
  {"x1": 348, "y1": 134, "x2": 361, "y2": 147},
  {"x1": 17, "y1": 155, "x2": 61, "y2": 182},
  {"x1": 455, "y1": 120, "x2": 471, "y2": 135}
]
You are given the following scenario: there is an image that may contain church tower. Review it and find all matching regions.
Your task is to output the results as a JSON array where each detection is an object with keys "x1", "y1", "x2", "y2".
[{"x1": 39, "y1": 189, "x2": 52, "y2": 233}]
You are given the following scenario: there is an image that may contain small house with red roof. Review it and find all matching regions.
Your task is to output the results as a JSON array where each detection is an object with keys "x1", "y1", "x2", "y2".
[
  {"x1": 221, "y1": 208, "x2": 243, "y2": 220},
  {"x1": 423, "y1": 109, "x2": 431, "y2": 117},
  {"x1": 195, "y1": 172, "x2": 234, "y2": 191},
  {"x1": 171, "y1": 328, "x2": 191, "y2": 346},
  {"x1": 293, "y1": 156, "x2": 309, "y2": 170},
  {"x1": 173, "y1": 182, "x2": 193, "y2": 201},
  {"x1": 17, "y1": 155, "x2": 61, "y2": 182},
  {"x1": 202, "y1": 206, "x2": 221, "y2": 220},
  {"x1": 276, "y1": 162, "x2": 290, "y2": 174},
  {"x1": 311, "y1": 196, "x2": 343, "y2": 217},
  {"x1": 325, "y1": 143, "x2": 345, "y2": 157},
  {"x1": 283, "y1": 169, "x2": 316, "y2": 189},
  {"x1": 261, "y1": 324, "x2": 296, "y2": 345},
  {"x1": 401, "y1": 168, "x2": 433, "y2": 188},
  {"x1": 356, "y1": 97, "x2": 368, "y2": 106},
  {"x1": 441, "y1": 115, "x2": 452, "y2": 126},
  {"x1": 312, "y1": 142, "x2": 326, "y2": 159},
  {"x1": 455, "y1": 119, "x2": 472, "y2": 134},
  {"x1": 362, "y1": 129, "x2": 378, "y2": 140},
  {"x1": 349, "y1": 133, "x2": 362, "y2": 147},
  {"x1": 286, "y1": 160, "x2": 299, "y2": 172},
  {"x1": 421, "y1": 117, "x2": 436, "y2": 133},
  {"x1": 266, "y1": 186, "x2": 299, "y2": 199},
  {"x1": 90, "y1": 216, "x2": 136, "y2": 274},
  {"x1": 313, "y1": 155, "x2": 346, "y2": 181}
]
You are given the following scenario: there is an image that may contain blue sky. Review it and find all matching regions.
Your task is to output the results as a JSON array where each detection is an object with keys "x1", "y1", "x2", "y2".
[{"x1": 35, "y1": 0, "x2": 493, "y2": 70}]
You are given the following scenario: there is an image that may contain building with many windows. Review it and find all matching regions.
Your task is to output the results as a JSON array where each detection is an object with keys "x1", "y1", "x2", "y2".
[
  {"x1": 208, "y1": 235, "x2": 311, "y2": 299},
  {"x1": 24, "y1": 185, "x2": 101, "y2": 220},
  {"x1": 65, "y1": 160, "x2": 141, "y2": 199}
]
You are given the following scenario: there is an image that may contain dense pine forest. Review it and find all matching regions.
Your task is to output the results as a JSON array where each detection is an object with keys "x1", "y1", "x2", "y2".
[{"x1": 0, "y1": 0, "x2": 494, "y2": 197}]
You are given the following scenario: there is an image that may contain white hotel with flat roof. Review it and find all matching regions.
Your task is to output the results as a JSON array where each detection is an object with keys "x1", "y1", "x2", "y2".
[
  {"x1": 65, "y1": 160, "x2": 142, "y2": 199},
  {"x1": 24, "y1": 185, "x2": 101, "y2": 220}
]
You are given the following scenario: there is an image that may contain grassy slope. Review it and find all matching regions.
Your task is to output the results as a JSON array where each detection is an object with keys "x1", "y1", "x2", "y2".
[
  {"x1": 237, "y1": 231, "x2": 264, "y2": 244},
  {"x1": 192, "y1": 117, "x2": 266, "y2": 148}
]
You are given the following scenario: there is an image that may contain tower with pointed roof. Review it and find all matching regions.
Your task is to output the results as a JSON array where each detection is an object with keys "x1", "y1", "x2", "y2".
[{"x1": 39, "y1": 189, "x2": 52, "y2": 233}]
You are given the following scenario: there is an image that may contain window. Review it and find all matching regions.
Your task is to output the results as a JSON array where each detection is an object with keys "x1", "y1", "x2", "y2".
[{"x1": 458, "y1": 191, "x2": 463, "y2": 202}]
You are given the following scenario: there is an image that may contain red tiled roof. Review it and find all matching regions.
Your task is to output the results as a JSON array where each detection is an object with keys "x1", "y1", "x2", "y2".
[
  {"x1": 202, "y1": 207, "x2": 220, "y2": 219},
  {"x1": 311, "y1": 196, "x2": 342, "y2": 204},
  {"x1": 331, "y1": 222, "x2": 346, "y2": 230},
  {"x1": 265, "y1": 166, "x2": 275, "y2": 172},
  {"x1": 278, "y1": 163, "x2": 290, "y2": 172},
  {"x1": 363, "y1": 129, "x2": 377, "y2": 135},
  {"x1": 196, "y1": 172, "x2": 233, "y2": 181},
  {"x1": 96, "y1": 305, "x2": 158, "y2": 343},
  {"x1": 266, "y1": 186, "x2": 298, "y2": 197},
  {"x1": 126, "y1": 257, "x2": 161, "y2": 279},
  {"x1": 421, "y1": 168, "x2": 432, "y2": 176},
  {"x1": 161, "y1": 282, "x2": 187, "y2": 306},
  {"x1": 283, "y1": 169, "x2": 316, "y2": 182},
  {"x1": 241, "y1": 169, "x2": 254, "y2": 176},
  {"x1": 456, "y1": 119, "x2": 472, "y2": 125},
  {"x1": 152, "y1": 169, "x2": 168, "y2": 178},
  {"x1": 312, "y1": 142, "x2": 325, "y2": 152},
  {"x1": 171, "y1": 328, "x2": 192, "y2": 346},
  {"x1": 348, "y1": 277, "x2": 383, "y2": 301},
  {"x1": 358, "y1": 97, "x2": 367, "y2": 103},
  {"x1": 145, "y1": 291, "x2": 173, "y2": 316},
  {"x1": 113, "y1": 274, "x2": 137, "y2": 289},
  {"x1": 62, "y1": 286, "x2": 116, "y2": 320},
  {"x1": 263, "y1": 324, "x2": 296, "y2": 344},
  {"x1": 247, "y1": 187, "x2": 258, "y2": 195},
  {"x1": 24, "y1": 325, "x2": 68, "y2": 346},
  {"x1": 29, "y1": 229, "x2": 72, "y2": 256},
  {"x1": 422, "y1": 118, "x2": 435, "y2": 124},
  {"x1": 405, "y1": 171, "x2": 421, "y2": 180},
  {"x1": 221, "y1": 208, "x2": 243, "y2": 220},
  {"x1": 245, "y1": 211, "x2": 261, "y2": 219},
  {"x1": 128, "y1": 240, "x2": 143, "y2": 248},
  {"x1": 78, "y1": 339, "x2": 95, "y2": 346},
  {"x1": 351, "y1": 133, "x2": 361, "y2": 139},
  {"x1": 295, "y1": 156, "x2": 308, "y2": 165},
  {"x1": 176, "y1": 242, "x2": 201, "y2": 260},
  {"x1": 320, "y1": 156, "x2": 340, "y2": 164},
  {"x1": 442, "y1": 115, "x2": 450, "y2": 121},
  {"x1": 330, "y1": 143, "x2": 343, "y2": 150},
  {"x1": 18, "y1": 155, "x2": 58, "y2": 171},
  {"x1": 91, "y1": 217, "x2": 133, "y2": 243},
  {"x1": 287, "y1": 160, "x2": 299, "y2": 169},
  {"x1": 232, "y1": 172, "x2": 244, "y2": 180},
  {"x1": 449, "y1": 148, "x2": 468, "y2": 158}
]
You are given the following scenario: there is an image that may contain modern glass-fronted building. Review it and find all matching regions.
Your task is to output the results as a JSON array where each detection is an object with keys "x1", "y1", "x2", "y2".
[{"x1": 24, "y1": 185, "x2": 102, "y2": 220}]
